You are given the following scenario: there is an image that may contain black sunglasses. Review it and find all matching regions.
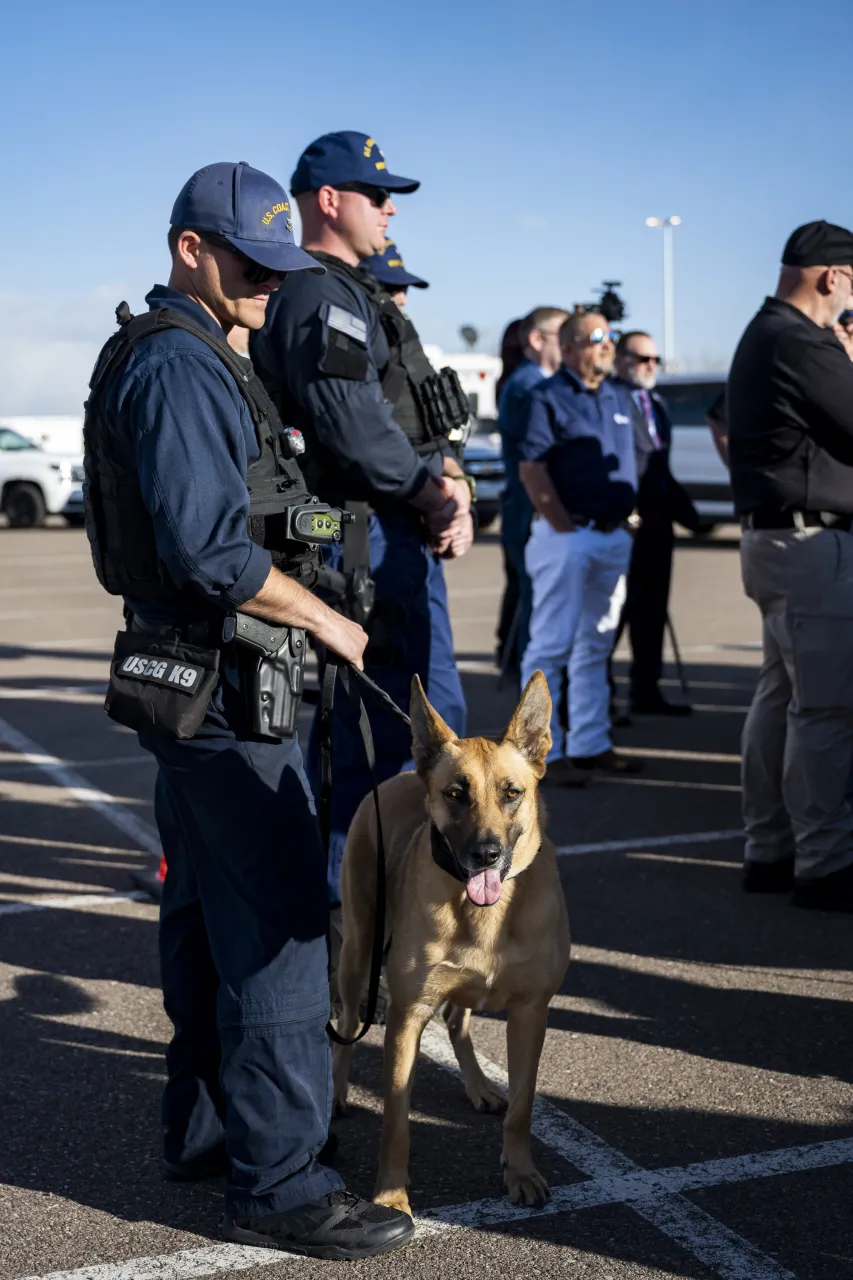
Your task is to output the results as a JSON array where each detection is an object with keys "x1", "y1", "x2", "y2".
[
  {"x1": 333, "y1": 182, "x2": 392, "y2": 208},
  {"x1": 628, "y1": 353, "x2": 662, "y2": 365},
  {"x1": 196, "y1": 232, "x2": 287, "y2": 286}
]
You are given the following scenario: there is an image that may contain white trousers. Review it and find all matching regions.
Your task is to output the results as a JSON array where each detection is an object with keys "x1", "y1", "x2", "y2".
[{"x1": 521, "y1": 519, "x2": 631, "y2": 761}]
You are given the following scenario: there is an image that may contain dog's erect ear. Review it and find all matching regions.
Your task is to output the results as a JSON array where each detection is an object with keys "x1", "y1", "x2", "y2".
[
  {"x1": 410, "y1": 674, "x2": 457, "y2": 774},
  {"x1": 503, "y1": 670, "x2": 552, "y2": 777}
]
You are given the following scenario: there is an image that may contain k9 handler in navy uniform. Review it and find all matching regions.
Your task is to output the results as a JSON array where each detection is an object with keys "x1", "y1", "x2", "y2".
[
  {"x1": 251, "y1": 132, "x2": 472, "y2": 905},
  {"x1": 83, "y1": 162, "x2": 413, "y2": 1258}
]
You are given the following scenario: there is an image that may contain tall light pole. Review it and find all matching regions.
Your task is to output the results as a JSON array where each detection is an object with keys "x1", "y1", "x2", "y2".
[{"x1": 645, "y1": 216, "x2": 681, "y2": 370}]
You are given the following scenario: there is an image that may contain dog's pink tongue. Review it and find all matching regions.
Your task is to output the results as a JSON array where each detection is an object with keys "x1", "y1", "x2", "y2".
[{"x1": 466, "y1": 869, "x2": 502, "y2": 906}]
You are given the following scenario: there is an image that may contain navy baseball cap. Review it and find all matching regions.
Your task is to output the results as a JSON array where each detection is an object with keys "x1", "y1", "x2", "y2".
[
  {"x1": 290, "y1": 131, "x2": 420, "y2": 197},
  {"x1": 365, "y1": 239, "x2": 429, "y2": 289},
  {"x1": 170, "y1": 161, "x2": 325, "y2": 274}
]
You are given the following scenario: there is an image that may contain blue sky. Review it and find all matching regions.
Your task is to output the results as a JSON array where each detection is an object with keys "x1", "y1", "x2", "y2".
[{"x1": 2, "y1": 0, "x2": 851, "y2": 413}]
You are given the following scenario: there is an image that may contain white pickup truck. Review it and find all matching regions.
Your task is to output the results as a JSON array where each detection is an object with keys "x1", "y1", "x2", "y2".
[{"x1": 0, "y1": 425, "x2": 86, "y2": 527}]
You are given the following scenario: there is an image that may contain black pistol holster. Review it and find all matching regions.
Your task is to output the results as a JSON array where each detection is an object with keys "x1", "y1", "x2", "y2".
[{"x1": 231, "y1": 613, "x2": 306, "y2": 739}]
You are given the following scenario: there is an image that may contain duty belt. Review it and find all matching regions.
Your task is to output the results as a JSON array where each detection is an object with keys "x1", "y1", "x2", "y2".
[{"x1": 741, "y1": 510, "x2": 853, "y2": 532}]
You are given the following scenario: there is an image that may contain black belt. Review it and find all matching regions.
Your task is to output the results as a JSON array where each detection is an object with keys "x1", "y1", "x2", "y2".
[
  {"x1": 741, "y1": 511, "x2": 853, "y2": 532},
  {"x1": 128, "y1": 615, "x2": 224, "y2": 645},
  {"x1": 570, "y1": 514, "x2": 624, "y2": 534}
]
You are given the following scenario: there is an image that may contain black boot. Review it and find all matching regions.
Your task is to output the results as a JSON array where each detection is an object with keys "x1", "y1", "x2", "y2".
[
  {"x1": 222, "y1": 1189, "x2": 414, "y2": 1260},
  {"x1": 742, "y1": 858, "x2": 794, "y2": 894},
  {"x1": 792, "y1": 864, "x2": 853, "y2": 912}
]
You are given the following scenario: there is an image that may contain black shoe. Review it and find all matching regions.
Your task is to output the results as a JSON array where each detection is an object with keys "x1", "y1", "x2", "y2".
[
  {"x1": 792, "y1": 864, "x2": 853, "y2": 912},
  {"x1": 163, "y1": 1146, "x2": 228, "y2": 1182},
  {"x1": 543, "y1": 758, "x2": 592, "y2": 788},
  {"x1": 570, "y1": 749, "x2": 645, "y2": 774},
  {"x1": 632, "y1": 693, "x2": 692, "y2": 717},
  {"x1": 742, "y1": 858, "x2": 794, "y2": 894},
  {"x1": 221, "y1": 1188, "x2": 415, "y2": 1260}
]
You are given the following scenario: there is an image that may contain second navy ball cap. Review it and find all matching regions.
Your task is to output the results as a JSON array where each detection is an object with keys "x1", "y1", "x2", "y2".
[
  {"x1": 290, "y1": 132, "x2": 420, "y2": 197},
  {"x1": 781, "y1": 219, "x2": 853, "y2": 268}
]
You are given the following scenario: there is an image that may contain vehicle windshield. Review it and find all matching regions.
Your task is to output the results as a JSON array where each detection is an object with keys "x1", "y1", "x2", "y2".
[
  {"x1": 660, "y1": 382, "x2": 725, "y2": 425},
  {"x1": 0, "y1": 428, "x2": 39, "y2": 451}
]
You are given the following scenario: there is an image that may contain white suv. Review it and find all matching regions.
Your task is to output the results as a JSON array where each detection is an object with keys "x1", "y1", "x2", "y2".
[{"x1": 0, "y1": 426, "x2": 86, "y2": 527}]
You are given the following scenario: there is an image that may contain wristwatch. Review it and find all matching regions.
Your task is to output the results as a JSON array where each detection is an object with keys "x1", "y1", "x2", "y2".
[{"x1": 458, "y1": 473, "x2": 477, "y2": 503}]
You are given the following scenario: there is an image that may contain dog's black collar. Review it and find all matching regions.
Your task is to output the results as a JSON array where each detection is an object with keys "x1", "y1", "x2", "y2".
[{"x1": 430, "y1": 824, "x2": 468, "y2": 884}]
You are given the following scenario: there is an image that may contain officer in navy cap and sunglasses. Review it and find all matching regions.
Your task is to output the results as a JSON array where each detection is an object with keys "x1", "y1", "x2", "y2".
[
  {"x1": 251, "y1": 133, "x2": 472, "y2": 942},
  {"x1": 364, "y1": 236, "x2": 429, "y2": 305},
  {"x1": 82, "y1": 161, "x2": 414, "y2": 1259}
]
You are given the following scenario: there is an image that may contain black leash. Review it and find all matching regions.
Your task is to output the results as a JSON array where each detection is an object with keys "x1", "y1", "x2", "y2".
[{"x1": 320, "y1": 660, "x2": 411, "y2": 1046}]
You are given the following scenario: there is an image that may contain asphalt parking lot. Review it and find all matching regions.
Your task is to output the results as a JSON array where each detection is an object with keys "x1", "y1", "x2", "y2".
[{"x1": 0, "y1": 524, "x2": 850, "y2": 1280}]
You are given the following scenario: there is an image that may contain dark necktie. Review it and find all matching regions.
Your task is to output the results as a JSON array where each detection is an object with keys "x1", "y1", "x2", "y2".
[{"x1": 638, "y1": 389, "x2": 663, "y2": 450}]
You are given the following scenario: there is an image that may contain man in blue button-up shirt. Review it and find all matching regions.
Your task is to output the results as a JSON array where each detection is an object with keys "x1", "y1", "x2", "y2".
[
  {"x1": 518, "y1": 310, "x2": 644, "y2": 781},
  {"x1": 496, "y1": 306, "x2": 568, "y2": 678}
]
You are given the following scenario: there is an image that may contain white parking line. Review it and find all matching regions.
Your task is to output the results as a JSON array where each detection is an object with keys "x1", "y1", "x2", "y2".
[
  {"x1": 556, "y1": 828, "x2": 743, "y2": 857},
  {"x1": 0, "y1": 890, "x2": 150, "y2": 917},
  {"x1": 0, "y1": 752, "x2": 153, "y2": 775},
  {"x1": 0, "y1": 715, "x2": 160, "y2": 855},
  {"x1": 417, "y1": 1135, "x2": 853, "y2": 1235},
  {"x1": 418, "y1": 1025, "x2": 796, "y2": 1279}
]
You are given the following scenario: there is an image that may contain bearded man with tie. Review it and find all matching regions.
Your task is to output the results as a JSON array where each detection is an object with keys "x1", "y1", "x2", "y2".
[{"x1": 613, "y1": 331, "x2": 700, "y2": 715}]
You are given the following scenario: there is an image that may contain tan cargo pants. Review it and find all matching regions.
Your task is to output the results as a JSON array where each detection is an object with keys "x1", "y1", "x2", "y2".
[{"x1": 741, "y1": 526, "x2": 853, "y2": 880}]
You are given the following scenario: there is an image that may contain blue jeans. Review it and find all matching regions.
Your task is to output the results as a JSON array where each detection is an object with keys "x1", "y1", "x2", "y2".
[
  {"x1": 143, "y1": 676, "x2": 342, "y2": 1219},
  {"x1": 522, "y1": 520, "x2": 631, "y2": 760},
  {"x1": 308, "y1": 508, "x2": 467, "y2": 900}
]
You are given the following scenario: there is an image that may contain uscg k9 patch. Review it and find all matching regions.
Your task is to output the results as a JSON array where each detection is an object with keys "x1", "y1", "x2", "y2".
[{"x1": 117, "y1": 653, "x2": 204, "y2": 692}]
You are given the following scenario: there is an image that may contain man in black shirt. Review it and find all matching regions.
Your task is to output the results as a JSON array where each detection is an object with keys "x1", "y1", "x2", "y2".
[{"x1": 729, "y1": 219, "x2": 853, "y2": 913}]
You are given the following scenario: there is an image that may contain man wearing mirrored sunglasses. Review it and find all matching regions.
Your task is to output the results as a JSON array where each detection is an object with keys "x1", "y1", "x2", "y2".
[
  {"x1": 82, "y1": 161, "x2": 415, "y2": 1259},
  {"x1": 613, "y1": 330, "x2": 699, "y2": 715},
  {"x1": 251, "y1": 131, "x2": 470, "y2": 917},
  {"x1": 518, "y1": 310, "x2": 645, "y2": 779}
]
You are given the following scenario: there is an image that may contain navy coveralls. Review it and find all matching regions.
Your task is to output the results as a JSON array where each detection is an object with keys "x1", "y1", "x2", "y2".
[
  {"x1": 252, "y1": 262, "x2": 466, "y2": 900},
  {"x1": 111, "y1": 286, "x2": 341, "y2": 1218}
]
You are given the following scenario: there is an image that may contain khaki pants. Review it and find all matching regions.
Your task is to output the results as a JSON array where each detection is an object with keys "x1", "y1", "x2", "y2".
[{"x1": 741, "y1": 527, "x2": 853, "y2": 880}]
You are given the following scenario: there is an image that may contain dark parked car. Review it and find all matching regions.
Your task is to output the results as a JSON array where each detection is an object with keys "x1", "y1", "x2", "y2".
[{"x1": 463, "y1": 421, "x2": 504, "y2": 531}]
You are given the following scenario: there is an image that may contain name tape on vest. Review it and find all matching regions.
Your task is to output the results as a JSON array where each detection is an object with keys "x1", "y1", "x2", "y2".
[
  {"x1": 326, "y1": 305, "x2": 368, "y2": 344},
  {"x1": 118, "y1": 653, "x2": 204, "y2": 692}
]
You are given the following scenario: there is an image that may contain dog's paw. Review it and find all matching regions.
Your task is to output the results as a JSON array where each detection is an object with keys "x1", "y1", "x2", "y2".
[
  {"x1": 331, "y1": 1088, "x2": 349, "y2": 1117},
  {"x1": 503, "y1": 1163, "x2": 550, "y2": 1208},
  {"x1": 466, "y1": 1078, "x2": 508, "y2": 1114},
  {"x1": 373, "y1": 1188, "x2": 413, "y2": 1218}
]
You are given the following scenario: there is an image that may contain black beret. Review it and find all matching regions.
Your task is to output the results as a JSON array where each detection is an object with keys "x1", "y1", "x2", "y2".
[{"x1": 782, "y1": 220, "x2": 853, "y2": 267}]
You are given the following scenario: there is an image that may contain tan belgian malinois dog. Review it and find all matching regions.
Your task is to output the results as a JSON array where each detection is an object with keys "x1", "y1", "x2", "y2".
[{"x1": 332, "y1": 670, "x2": 571, "y2": 1217}]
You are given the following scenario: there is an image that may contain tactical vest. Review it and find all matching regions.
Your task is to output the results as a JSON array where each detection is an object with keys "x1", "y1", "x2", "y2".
[
  {"x1": 309, "y1": 255, "x2": 470, "y2": 457},
  {"x1": 377, "y1": 293, "x2": 446, "y2": 450},
  {"x1": 83, "y1": 303, "x2": 318, "y2": 602}
]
